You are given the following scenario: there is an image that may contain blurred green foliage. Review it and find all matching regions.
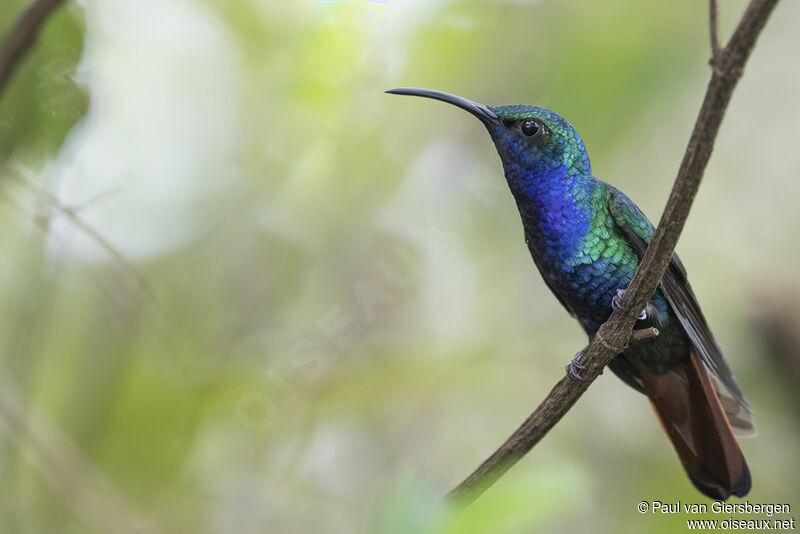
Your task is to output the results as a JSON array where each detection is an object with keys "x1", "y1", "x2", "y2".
[
  {"x1": 0, "y1": 0, "x2": 798, "y2": 533},
  {"x1": 0, "y1": 0, "x2": 86, "y2": 161}
]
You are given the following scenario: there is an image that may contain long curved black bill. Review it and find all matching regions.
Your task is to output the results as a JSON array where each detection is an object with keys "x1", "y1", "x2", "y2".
[{"x1": 386, "y1": 87, "x2": 498, "y2": 123}]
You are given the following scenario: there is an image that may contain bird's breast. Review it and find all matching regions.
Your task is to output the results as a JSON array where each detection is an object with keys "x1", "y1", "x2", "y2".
[{"x1": 526, "y1": 212, "x2": 640, "y2": 329}]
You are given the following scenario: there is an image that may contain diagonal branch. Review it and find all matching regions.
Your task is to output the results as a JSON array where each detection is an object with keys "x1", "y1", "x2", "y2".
[
  {"x1": 448, "y1": 0, "x2": 780, "y2": 505},
  {"x1": 0, "y1": 0, "x2": 67, "y2": 97}
]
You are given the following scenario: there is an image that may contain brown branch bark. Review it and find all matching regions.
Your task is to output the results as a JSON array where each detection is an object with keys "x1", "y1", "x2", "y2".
[
  {"x1": 631, "y1": 326, "x2": 659, "y2": 342},
  {"x1": 448, "y1": 0, "x2": 780, "y2": 505},
  {"x1": 0, "y1": 0, "x2": 67, "y2": 97}
]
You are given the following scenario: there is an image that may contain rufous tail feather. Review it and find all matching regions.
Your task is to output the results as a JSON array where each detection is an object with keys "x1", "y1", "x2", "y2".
[{"x1": 635, "y1": 351, "x2": 751, "y2": 500}]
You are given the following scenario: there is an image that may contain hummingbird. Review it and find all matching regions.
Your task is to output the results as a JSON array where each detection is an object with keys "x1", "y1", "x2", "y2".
[{"x1": 387, "y1": 87, "x2": 755, "y2": 500}]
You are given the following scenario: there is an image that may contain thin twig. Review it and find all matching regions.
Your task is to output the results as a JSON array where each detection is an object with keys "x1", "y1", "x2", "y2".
[
  {"x1": 448, "y1": 0, "x2": 780, "y2": 505},
  {"x1": 710, "y1": 0, "x2": 722, "y2": 59},
  {"x1": 631, "y1": 327, "x2": 659, "y2": 342},
  {"x1": 0, "y1": 0, "x2": 67, "y2": 96}
]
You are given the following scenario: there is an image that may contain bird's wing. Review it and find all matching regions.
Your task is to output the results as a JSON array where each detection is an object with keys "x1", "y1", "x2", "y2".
[{"x1": 604, "y1": 184, "x2": 755, "y2": 432}]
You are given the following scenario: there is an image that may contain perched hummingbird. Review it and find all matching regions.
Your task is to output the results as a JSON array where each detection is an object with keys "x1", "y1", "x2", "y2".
[{"x1": 387, "y1": 88, "x2": 754, "y2": 500}]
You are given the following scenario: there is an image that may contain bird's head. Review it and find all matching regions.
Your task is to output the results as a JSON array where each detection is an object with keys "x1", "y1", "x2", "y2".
[{"x1": 387, "y1": 88, "x2": 591, "y2": 181}]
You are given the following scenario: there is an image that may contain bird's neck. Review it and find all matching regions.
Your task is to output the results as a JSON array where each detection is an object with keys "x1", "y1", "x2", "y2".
[{"x1": 502, "y1": 160, "x2": 598, "y2": 249}]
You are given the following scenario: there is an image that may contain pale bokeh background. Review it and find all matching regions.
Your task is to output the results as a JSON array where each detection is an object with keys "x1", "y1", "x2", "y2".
[{"x1": 0, "y1": 0, "x2": 798, "y2": 532}]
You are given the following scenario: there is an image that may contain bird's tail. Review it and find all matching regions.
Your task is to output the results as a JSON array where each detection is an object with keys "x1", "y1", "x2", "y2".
[{"x1": 637, "y1": 351, "x2": 751, "y2": 500}]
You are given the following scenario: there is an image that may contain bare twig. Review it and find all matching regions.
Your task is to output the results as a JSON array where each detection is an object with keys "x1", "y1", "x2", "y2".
[
  {"x1": 0, "y1": 0, "x2": 67, "y2": 97},
  {"x1": 710, "y1": 0, "x2": 723, "y2": 66},
  {"x1": 448, "y1": 0, "x2": 780, "y2": 505},
  {"x1": 631, "y1": 327, "x2": 659, "y2": 342}
]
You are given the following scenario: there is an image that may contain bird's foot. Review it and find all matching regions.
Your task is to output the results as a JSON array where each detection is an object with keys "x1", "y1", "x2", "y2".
[
  {"x1": 611, "y1": 288, "x2": 647, "y2": 321},
  {"x1": 566, "y1": 349, "x2": 587, "y2": 381}
]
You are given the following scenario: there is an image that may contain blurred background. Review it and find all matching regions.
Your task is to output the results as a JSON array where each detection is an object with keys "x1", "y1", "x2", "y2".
[{"x1": 0, "y1": 0, "x2": 798, "y2": 532}]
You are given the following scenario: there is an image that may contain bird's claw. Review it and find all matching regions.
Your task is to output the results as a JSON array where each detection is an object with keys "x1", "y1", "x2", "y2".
[
  {"x1": 566, "y1": 349, "x2": 587, "y2": 381},
  {"x1": 612, "y1": 288, "x2": 648, "y2": 321},
  {"x1": 611, "y1": 288, "x2": 625, "y2": 311}
]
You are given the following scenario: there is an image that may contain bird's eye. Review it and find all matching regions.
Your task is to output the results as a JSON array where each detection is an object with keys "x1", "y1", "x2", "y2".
[{"x1": 521, "y1": 119, "x2": 542, "y2": 137}]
